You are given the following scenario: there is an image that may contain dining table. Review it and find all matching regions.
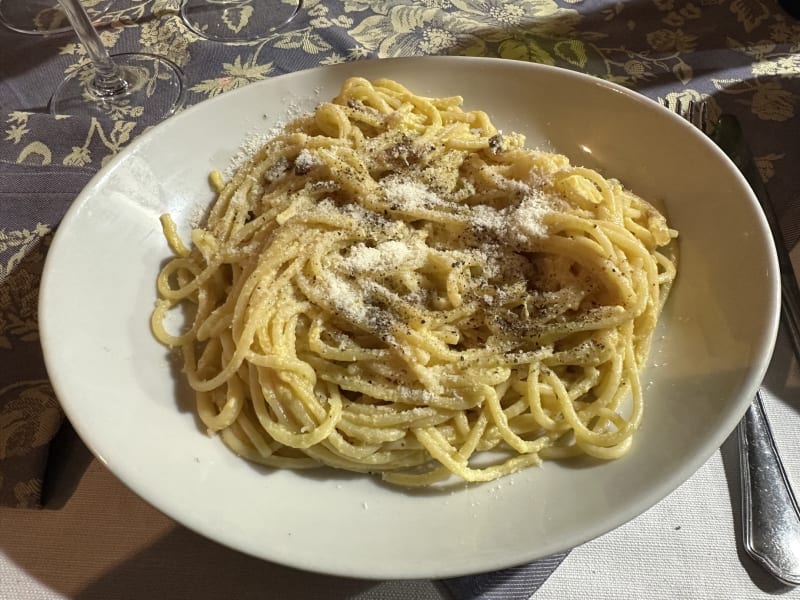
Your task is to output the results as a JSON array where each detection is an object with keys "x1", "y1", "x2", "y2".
[{"x1": 1, "y1": 0, "x2": 800, "y2": 598}]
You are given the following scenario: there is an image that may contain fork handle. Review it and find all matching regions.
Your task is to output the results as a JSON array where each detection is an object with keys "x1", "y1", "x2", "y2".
[{"x1": 739, "y1": 391, "x2": 800, "y2": 585}]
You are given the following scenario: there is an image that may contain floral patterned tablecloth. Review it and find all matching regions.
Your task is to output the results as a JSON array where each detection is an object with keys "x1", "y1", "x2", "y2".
[{"x1": 1, "y1": 1, "x2": 799, "y2": 598}]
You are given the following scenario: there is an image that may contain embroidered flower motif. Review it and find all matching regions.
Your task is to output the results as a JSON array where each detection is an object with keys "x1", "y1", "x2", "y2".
[
  {"x1": 769, "y1": 20, "x2": 800, "y2": 44},
  {"x1": 7, "y1": 112, "x2": 32, "y2": 125},
  {"x1": 0, "y1": 225, "x2": 52, "y2": 348},
  {"x1": 646, "y1": 28, "x2": 698, "y2": 53},
  {"x1": 452, "y1": 0, "x2": 581, "y2": 39},
  {"x1": 623, "y1": 60, "x2": 651, "y2": 81},
  {"x1": 191, "y1": 55, "x2": 274, "y2": 97},
  {"x1": 0, "y1": 381, "x2": 61, "y2": 460},
  {"x1": 63, "y1": 146, "x2": 92, "y2": 167},
  {"x1": 752, "y1": 55, "x2": 800, "y2": 78},
  {"x1": 349, "y1": 6, "x2": 486, "y2": 57},
  {"x1": 730, "y1": 0, "x2": 770, "y2": 33},
  {"x1": 140, "y1": 15, "x2": 191, "y2": 67},
  {"x1": 14, "y1": 479, "x2": 43, "y2": 509},
  {"x1": 751, "y1": 81, "x2": 795, "y2": 121},
  {"x1": 4, "y1": 124, "x2": 28, "y2": 144}
]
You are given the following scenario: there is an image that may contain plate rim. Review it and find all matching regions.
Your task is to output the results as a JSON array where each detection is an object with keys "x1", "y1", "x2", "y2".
[{"x1": 38, "y1": 55, "x2": 781, "y2": 579}]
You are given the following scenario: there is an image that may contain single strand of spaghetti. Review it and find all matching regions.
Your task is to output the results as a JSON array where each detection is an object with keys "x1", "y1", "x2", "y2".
[
  {"x1": 499, "y1": 392, "x2": 534, "y2": 421},
  {"x1": 455, "y1": 410, "x2": 489, "y2": 459},
  {"x1": 305, "y1": 319, "x2": 389, "y2": 362},
  {"x1": 392, "y1": 312, "x2": 527, "y2": 367},
  {"x1": 314, "y1": 102, "x2": 353, "y2": 138},
  {"x1": 544, "y1": 367, "x2": 633, "y2": 445},
  {"x1": 300, "y1": 447, "x2": 414, "y2": 472},
  {"x1": 655, "y1": 251, "x2": 677, "y2": 285},
  {"x1": 415, "y1": 427, "x2": 542, "y2": 483},
  {"x1": 339, "y1": 104, "x2": 386, "y2": 130},
  {"x1": 361, "y1": 408, "x2": 455, "y2": 432},
  {"x1": 252, "y1": 369, "x2": 343, "y2": 449},
  {"x1": 336, "y1": 78, "x2": 393, "y2": 113},
  {"x1": 577, "y1": 435, "x2": 633, "y2": 460},
  {"x1": 602, "y1": 224, "x2": 663, "y2": 277},
  {"x1": 541, "y1": 229, "x2": 614, "y2": 264},
  {"x1": 196, "y1": 371, "x2": 245, "y2": 432},
  {"x1": 335, "y1": 419, "x2": 408, "y2": 444},
  {"x1": 186, "y1": 304, "x2": 260, "y2": 393},
  {"x1": 220, "y1": 418, "x2": 321, "y2": 469},
  {"x1": 553, "y1": 174, "x2": 604, "y2": 209},
  {"x1": 151, "y1": 299, "x2": 197, "y2": 347},
  {"x1": 572, "y1": 167, "x2": 621, "y2": 221},
  {"x1": 268, "y1": 298, "x2": 306, "y2": 358},
  {"x1": 219, "y1": 417, "x2": 276, "y2": 461},
  {"x1": 372, "y1": 80, "x2": 443, "y2": 128},
  {"x1": 196, "y1": 300, "x2": 235, "y2": 342},
  {"x1": 340, "y1": 401, "x2": 449, "y2": 427},
  {"x1": 273, "y1": 367, "x2": 327, "y2": 429},
  {"x1": 548, "y1": 213, "x2": 616, "y2": 257},
  {"x1": 159, "y1": 214, "x2": 191, "y2": 257},
  {"x1": 155, "y1": 255, "x2": 202, "y2": 298},
  {"x1": 214, "y1": 178, "x2": 257, "y2": 241},
  {"x1": 624, "y1": 216, "x2": 659, "y2": 248},
  {"x1": 578, "y1": 343, "x2": 624, "y2": 413},
  {"x1": 483, "y1": 384, "x2": 550, "y2": 455},
  {"x1": 248, "y1": 363, "x2": 291, "y2": 427},
  {"x1": 321, "y1": 431, "x2": 386, "y2": 461},
  {"x1": 204, "y1": 164, "x2": 258, "y2": 229},
  {"x1": 316, "y1": 369, "x2": 476, "y2": 410},
  {"x1": 152, "y1": 267, "x2": 222, "y2": 347},
  {"x1": 381, "y1": 466, "x2": 454, "y2": 487},
  {"x1": 226, "y1": 233, "x2": 305, "y2": 338},
  {"x1": 525, "y1": 364, "x2": 570, "y2": 432},
  {"x1": 445, "y1": 134, "x2": 492, "y2": 151}
]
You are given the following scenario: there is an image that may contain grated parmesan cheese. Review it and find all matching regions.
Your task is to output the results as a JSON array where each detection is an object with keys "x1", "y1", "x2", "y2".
[
  {"x1": 343, "y1": 239, "x2": 425, "y2": 272},
  {"x1": 508, "y1": 192, "x2": 550, "y2": 240},
  {"x1": 381, "y1": 176, "x2": 443, "y2": 211}
]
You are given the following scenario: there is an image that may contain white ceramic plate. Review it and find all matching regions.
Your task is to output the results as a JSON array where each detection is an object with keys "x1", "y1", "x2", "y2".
[{"x1": 39, "y1": 57, "x2": 779, "y2": 579}]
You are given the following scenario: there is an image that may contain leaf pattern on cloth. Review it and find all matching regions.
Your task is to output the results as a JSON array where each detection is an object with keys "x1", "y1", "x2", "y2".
[
  {"x1": 0, "y1": 224, "x2": 52, "y2": 349},
  {"x1": 1, "y1": 0, "x2": 798, "y2": 167},
  {"x1": 0, "y1": 380, "x2": 62, "y2": 508},
  {"x1": 0, "y1": 381, "x2": 61, "y2": 461}
]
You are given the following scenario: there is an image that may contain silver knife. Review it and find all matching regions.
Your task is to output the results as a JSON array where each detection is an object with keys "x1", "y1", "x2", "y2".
[{"x1": 713, "y1": 113, "x2": 800, "y2": 585}]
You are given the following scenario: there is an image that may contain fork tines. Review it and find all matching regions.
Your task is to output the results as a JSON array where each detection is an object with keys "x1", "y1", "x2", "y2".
[{"x1": 674, "y1": 98, "x2": 708, "y2": 134}]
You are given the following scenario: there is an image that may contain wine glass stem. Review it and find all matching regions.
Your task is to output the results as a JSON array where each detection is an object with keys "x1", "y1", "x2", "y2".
[{"x1": 57, "y1": 0, "x2": 128, "y2": 97}]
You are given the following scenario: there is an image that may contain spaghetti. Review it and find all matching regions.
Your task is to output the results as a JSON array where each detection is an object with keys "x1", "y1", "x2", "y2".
[{"x1": 152, "y1": 77, "x2": 678, "y2": 486}]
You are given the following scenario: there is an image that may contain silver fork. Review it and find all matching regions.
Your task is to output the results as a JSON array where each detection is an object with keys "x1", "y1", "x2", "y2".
[{"x1": 670, "y1": 98, "x2": 800, "y2": 586}]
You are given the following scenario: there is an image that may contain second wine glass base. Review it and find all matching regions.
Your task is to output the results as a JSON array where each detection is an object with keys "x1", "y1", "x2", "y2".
[
  {"x1": 50, "y1": 53, "x2": 186, "y2": 124},
  {"x1": 181, "y1": 0, "x2": 300, "y2": 42},
  {"x1": 0, "y1": 0, "x2": 111, "y2": 35}
]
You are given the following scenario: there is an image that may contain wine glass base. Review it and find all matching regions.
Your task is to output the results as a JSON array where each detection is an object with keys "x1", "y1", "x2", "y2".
[
  {"x1": 0, "y1": 0, "x2": 110, "y2": 35},
  {"x1": 50, "y1": 53, "x2": 186, "y2": 124},
  {"x1": 181, "y1": 0, "x2": 300, "y2": 42}
]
